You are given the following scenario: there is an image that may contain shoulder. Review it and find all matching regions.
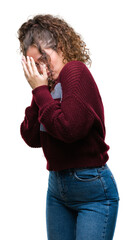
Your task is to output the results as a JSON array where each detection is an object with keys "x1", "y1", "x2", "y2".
[
  {"x1": 63, "y1": 60, "x2": 86, "y2": 69},
  {"x1": 59, "y1": 61, "x2": 89, "y2": 80},
  {"x1": 58, "y1": 61, "x2": 95, "y2": 88},
  {"x1": 56, "y1": 60, "x2": 95, "y2": 96}
]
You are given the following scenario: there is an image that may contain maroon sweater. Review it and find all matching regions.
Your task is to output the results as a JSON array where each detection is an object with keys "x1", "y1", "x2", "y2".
[{"x1": 20, "y1": 61, "x2": 110, "y2": 171}]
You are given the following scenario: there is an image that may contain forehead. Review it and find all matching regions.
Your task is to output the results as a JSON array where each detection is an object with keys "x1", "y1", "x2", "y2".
[{"x1": 26, "y1": 46, "x2": 41, "y2": 61}]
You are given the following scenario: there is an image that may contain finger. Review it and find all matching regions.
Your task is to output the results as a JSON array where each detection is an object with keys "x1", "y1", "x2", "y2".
[
  {"x1": 22, "y1": 55, "x2": 27, "y2": 64},
  {"x1": 42, "y1": 64, "x2": 48, "y2": 79},
  {"x1": 26, "y1": 56, "x2": 33, "y2": 75},
  {"x1": 30, "y1": 57, "x2": 39, "y2": 74},
  {"x1": 21, "y1": 60, "x2": 30, "y2": 78}
]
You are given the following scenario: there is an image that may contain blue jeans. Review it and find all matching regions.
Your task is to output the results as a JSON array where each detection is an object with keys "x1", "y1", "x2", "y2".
[{"x1": 46, "y1": 164, "x2": 119, "y2": 240}]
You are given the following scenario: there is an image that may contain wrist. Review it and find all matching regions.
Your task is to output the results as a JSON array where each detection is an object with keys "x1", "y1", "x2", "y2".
[
  {"x1": 33, "y1": 84, "x2": 48, "y2": 90},
  {"x1": 32, "y1": 85, "x2": 53, "y2": 108}
]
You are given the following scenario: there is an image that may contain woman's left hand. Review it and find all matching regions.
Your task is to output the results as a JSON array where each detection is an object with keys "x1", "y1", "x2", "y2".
[{"x1": 21, "y1": 56, "x2": 48, "y2": 89}]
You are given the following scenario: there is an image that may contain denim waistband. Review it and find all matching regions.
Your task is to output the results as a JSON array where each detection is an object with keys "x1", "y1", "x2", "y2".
[{"x1": 56, "y1": 164, "x2": 107, "y2": 173}]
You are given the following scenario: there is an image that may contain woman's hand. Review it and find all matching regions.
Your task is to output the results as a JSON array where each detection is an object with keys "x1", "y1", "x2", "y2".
[{"x1": 21, "y1": 56, "x2": 48, "y2": 90}]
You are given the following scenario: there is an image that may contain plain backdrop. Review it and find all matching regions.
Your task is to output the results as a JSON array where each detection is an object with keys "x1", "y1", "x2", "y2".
[{"x1": 0, "y1": 0, "x2": 138, "y2": 239}]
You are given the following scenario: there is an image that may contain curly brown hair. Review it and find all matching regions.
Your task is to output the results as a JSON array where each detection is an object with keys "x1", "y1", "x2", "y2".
[{"x1": 17, "y1": 14, "x2": 92, "y2": 90}]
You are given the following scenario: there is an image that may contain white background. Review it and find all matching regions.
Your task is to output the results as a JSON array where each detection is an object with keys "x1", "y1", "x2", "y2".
[{"x1": 0, "y1": 0, "x2": 138, "y2": 239}]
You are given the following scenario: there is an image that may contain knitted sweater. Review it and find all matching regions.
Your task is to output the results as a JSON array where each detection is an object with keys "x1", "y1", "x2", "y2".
[{"x1": 20, "y1": 61, "x2": 110, "y2": 171}]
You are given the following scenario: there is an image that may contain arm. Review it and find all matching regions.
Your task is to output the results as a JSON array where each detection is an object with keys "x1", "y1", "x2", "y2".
[
  {"x1": 20, "y1": 97, "x2": 41, "y2": 147},
  {"x1": 32, "y1": 61, "x2": 105, "y2": 143}
]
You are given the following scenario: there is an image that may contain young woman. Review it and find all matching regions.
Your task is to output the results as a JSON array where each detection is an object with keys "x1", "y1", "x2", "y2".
[{"x1": 18, "y1": 14, "x2": 119, "y2": 240}]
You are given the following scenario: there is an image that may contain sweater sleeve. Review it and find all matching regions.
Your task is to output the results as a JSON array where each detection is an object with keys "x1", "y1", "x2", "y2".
[
  {"x1": 32, "y1": 61, "x2": 104, "y2": 143},
  {"x1": 20, "y1": 96, "x2": 41, "y2": 147}
]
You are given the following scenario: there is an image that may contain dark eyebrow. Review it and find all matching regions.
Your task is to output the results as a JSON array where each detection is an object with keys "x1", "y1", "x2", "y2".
[
  {"x1": 35, "y1": 55, "x2": 47, "y2": 65},
  {"x1": 38, "y1": 52, "x2": 49, "y2": 62},
  {"x1": 35, "y1": 56, "x2": 44, "y2": 65},
  {"x1": 37, "y1": 56, "x2": 43, "y2": 61}
]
